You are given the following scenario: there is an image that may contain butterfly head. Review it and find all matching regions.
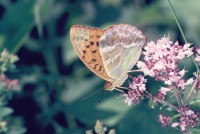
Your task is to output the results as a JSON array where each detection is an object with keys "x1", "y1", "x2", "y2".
[
  {"x1": 104, "y1": 73, "x2": 128, "y2": 91},
  {"x1": 104, "y1": 81, "x2": 114, "y2": 91}
]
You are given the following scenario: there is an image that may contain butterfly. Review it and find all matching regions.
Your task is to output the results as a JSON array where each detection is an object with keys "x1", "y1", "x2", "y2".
[{"x1": 70, "y1": 24, "x2": 145, "y2": 91}]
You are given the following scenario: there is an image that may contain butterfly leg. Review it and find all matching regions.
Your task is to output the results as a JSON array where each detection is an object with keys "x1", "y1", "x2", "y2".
[
  {"x1": 115, "y1": 87, "x2": 128, "y2": 92},
  {"x1": 127, "y1": 70, "x2": 140, "y2": 73}
]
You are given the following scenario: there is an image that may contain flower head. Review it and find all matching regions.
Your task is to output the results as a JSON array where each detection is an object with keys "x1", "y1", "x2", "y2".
[
  {"x1": 0, "y1": 49, "x2": 19, "y2": 73},
  {"x1": 193, "y1": 46, "x2": 200, "y2": 65},
  {"x1": 124, "y1": 75, "x2": 147, "y2": 105},
  {"x1": 178, "y1": 106, "x2": 200, "y2": 131},
  {"x1": 137, "y1": 36, "x2": 193, "y2": 89},
  {"x1": 158, "y1": 114, "x2": 172, "y2": 127},
  {"x1": 0, "y1": 74, "x2": 19, "y2": 91}
]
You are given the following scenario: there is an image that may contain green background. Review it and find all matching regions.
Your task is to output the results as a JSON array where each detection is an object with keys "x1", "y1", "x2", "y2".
[{"x1": 0, "y1": 0, "x2": 199, "y2": 134}]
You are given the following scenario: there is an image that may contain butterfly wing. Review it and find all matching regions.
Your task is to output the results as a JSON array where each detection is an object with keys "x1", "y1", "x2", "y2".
[
  {"x1": 70, "y1": 25, "x2": 113, "y2": 82},
  {"x1": 99, "y1": 24, "x2": 146, "y2": 80}
]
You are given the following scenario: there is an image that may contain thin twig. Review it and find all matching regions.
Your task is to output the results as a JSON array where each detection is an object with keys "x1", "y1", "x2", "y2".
[
  {"x1": 184, "y1": 79, "x2": 198, "y2": 104},
  {"x1": 168, "y1": 0, "x2": 187, "y2": 43},
  {"x1": 192, "y1": 56, "x2": 200, "y2": 75},
  {"x1": 145, "y1": 91, "x2": 178, "y2": 111},
  {"x1": 153, "y1": 97, "x2": 179, "y2": 111},
  {"x1": 173, "y1": 126, "x2": 182, "y2": 132},
  {"x1": 168, "y1": 0, "x2": 200, "y2": 75},
  {"x1": 173, "y1": 88, "x2": 181, "y2": 107}
]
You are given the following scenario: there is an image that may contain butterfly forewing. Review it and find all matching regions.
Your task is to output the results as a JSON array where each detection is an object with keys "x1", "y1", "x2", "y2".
[
  {"x1": 99, "y1": 24, "x2": 146, "y2": 80},
  {"x1": 70, "y1": 25, "x2": 113, "y2": 82}
]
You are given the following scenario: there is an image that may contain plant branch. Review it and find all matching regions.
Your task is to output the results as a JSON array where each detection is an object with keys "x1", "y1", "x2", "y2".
[
  {"x1": 192, "y1": 56, "x2": 200, "y2": 75},
  {"x1": 168, "y1": 0, "x2": 187, "y2": 43},
  {"x1": 173, "y1": 88, "x2": 181, "y2": 107},
  {"x1": 184, "y1": 79, "x2": 198, "y2": 104},
  {"x1": 153, "y1": 97, "x2": 179, "y2": 111}
]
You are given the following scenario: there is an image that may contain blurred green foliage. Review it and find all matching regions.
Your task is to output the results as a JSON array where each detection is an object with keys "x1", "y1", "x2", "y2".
[
  {"x1": 0, "y1": 49, "x2": 25, "y2": 134},
  {"x1": 0, "y1": 0, "x2": 199, "y2": 134}
]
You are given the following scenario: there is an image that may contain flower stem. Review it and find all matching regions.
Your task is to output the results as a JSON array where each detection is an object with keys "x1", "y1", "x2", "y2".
[
  {"x1": 173, "y1": 88, "x2": 181, "y2": 107},
  {"x1": 184, "y1": 79, "x2": 197, "y2": 104},
  {"x1": 153, "y1": 97, "x2": 179, "y2": 111},
  {"x1": 168, "y1": 0, "x2": 187, "y2": 43},
  {"x1": 168, "y1": 0, "x2": 200, "y2": 75},
  {"x1": 192, "y1": 56, "x2": 200, "y2": 75},
  {"x1": 184, "y1": 128, "x2": 191, "y2": 134}
]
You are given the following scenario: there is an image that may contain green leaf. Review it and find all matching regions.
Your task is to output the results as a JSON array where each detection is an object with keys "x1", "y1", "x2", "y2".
[
  {"x1": 34, "y1": 0, "x2": 55, "y2": 37},
  {"x1": 0, "y1": 107, "x2": 13, "y2": 118},
  {"x1": 191, "y1": 128, "x2": 200, "y2": 134},
  {"x1": 0, "y1": 1, "x2": 36, "y2": 53},
  {"x1": 149, "y1": 98, "x2": 156, "y2": 109},
  {"x1": 7, "y1": 127, "x2": 26, "y2": 134},
  {"x1": 171, "y1": 114, "x2": 180, "y2": 120},
  {"x1": 188, "y1": 98, "x2": 200, "y2": 111},
  {"x1": 160, "y1": 0, "x2": 200, "y2": 44},
  {"x1": 117, "y1": 103, "x2": 178, "y2": 134}
]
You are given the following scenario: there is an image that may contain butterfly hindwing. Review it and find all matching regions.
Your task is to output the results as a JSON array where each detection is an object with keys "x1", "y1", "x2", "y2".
[
  {"x1": 99, "y1": 24, "x2": 146, "y2": 79},
  {"x1": 70, "y1": 25, "x2": 113, "y2": 82}
]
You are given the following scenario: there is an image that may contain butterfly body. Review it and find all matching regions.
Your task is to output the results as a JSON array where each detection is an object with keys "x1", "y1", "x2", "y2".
[{"x1": 70, "y1": 24, "x2": 145, "y2": 91}]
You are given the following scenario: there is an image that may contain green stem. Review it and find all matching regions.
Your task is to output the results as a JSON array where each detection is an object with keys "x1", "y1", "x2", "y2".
[
  {"x1": 168, "y1": 0, "x2": 187, "y2": 43},
  {"x1": 184, "y1": 79, "x2": 197, "y2": 104},
  {"x1": 168, "y1": 0, "x2": 200, "y2": 73},
  {"x1": 153, "y1": 97, "x2": 179, "y2": 111},
  {"x1": 173, "y1": 87, "x2": 181, "y2": 107},
  {"x1": 192, "y1": 56, "x2": 200, "y2": 75}
]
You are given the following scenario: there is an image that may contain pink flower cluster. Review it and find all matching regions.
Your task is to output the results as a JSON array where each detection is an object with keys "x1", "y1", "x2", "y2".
[
  {"x1": 159, "y1": 107, "x2": 200, "y2": 132},
  {"x1": 158, "y1": 114, "x2": 171, "y2": 127},
  {"x1": 137, "y1": 37, "x2": 193, "y2": 85},
  {"x1": 159, "y1": 106, "x2": 200, "y2": 131},
  {"x1": 137, "y1": 37, "x2": 194, "y2": 98},
  {"x1": 123, "y1": 36, "x2": 200, "y2": 132},
  {"x1": 193, "y1": 47, "x2": 200, "y2": 65},
  {"x1": 124, "y1": 75, "x2": 147, "y2": 105},
  {"x1": 0, "y1": 74, "x2": 19, "y2": 91},
  {"x1": 178, "y1": 106, "x2": 200, "y2": 131}
]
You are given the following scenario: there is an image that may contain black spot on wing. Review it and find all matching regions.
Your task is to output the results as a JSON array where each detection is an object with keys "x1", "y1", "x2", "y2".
[
  {"x1": 96, "y1": 35, "x2": 100, "y2": 38},
  {"x1": 94, "y1": 64, "x2": 98, "y2": 69},
  {"x1": 98, "y1": 66, "x2": 102, "y2": 71},
  {"x1": 83, "y1": 50, "x2": 86, "y2": 54},
  {"x1": 92, "y1": 50, "x2": 97, "y2": 53},
  {"x1": 96, "y1": 42, "x2": 99, "y2": 47},
  {"x1": 88, "y1": 58, "x2": 96, "y2": 64},
  {"x1": 90, "y1": 42, "x2": 94, "y2": 45}
]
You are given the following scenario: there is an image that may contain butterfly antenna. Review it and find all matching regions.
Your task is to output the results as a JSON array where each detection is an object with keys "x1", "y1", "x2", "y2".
[
  {"x1": 98, "y1": 90, "x2": 105, "y2": 103},
  {"x1": 81, "y1": 89, "x2": 101, "y2": 101}
]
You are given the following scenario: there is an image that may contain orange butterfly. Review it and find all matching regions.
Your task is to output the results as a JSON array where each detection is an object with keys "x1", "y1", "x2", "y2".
[{"x1": 70, "y1": 24, "x2": 145, "y2": 91}]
